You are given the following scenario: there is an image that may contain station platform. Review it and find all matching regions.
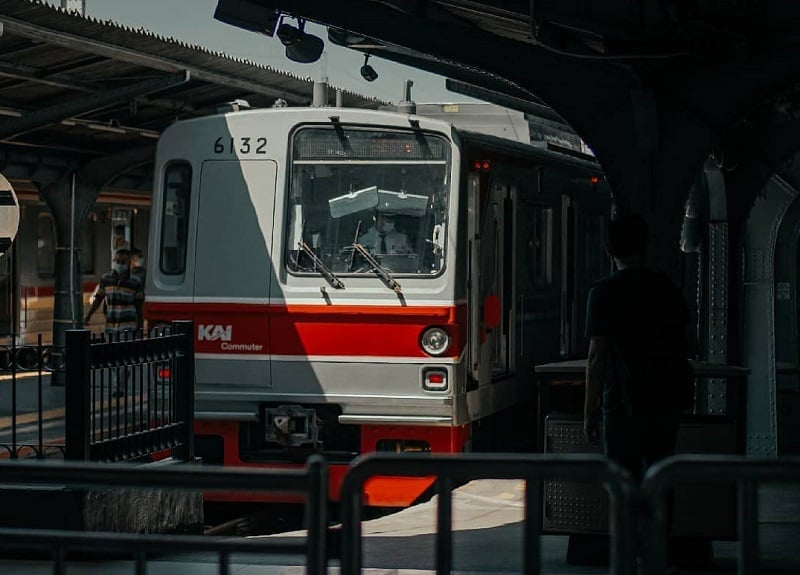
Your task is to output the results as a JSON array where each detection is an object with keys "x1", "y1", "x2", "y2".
[{"x1": 1, "y1": 478, "x2": 799, "y2": 574}]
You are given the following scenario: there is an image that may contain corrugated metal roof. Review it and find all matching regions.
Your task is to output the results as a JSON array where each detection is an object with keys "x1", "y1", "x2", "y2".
[{"x1": 0, "y1": 0, "x2": 385, "y2": 157}]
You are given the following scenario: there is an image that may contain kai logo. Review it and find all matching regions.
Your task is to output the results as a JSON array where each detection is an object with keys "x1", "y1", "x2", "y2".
[{"x1": 198, "y1": 324, "x2": 232, "y2": 342}]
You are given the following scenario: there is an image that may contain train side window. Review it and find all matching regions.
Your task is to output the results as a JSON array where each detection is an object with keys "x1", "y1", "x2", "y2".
[
  {"x1": 159, "y1": 162, "x2": 192, "y2": 275},
  {"x1": 80, "y1": 213, "x2": 96, "y2": 274},
  {"x1": 37, "y1": 213, "x2": 56, "y2": 279},
  {"x1": 527, "y1": 206, "x2": 553, "y2": 289},
  {"x1": 584, "y1": 213, "x2": 608, "y2": 282}
]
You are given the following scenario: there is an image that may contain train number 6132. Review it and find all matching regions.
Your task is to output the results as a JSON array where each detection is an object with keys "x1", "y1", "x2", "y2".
[{"x1": 214, "y1": 137, "x2": 268, "y2": 155}]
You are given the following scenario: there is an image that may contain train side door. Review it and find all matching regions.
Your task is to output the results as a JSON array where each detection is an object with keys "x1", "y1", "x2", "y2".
[
  {"x1": 515, "y1": 177, "x2": 562, "y2": 367},
  {"x1": 567, "y1": 189, "x2": 611, "y2": 357},
  {"x1": 469, "y1": 176, "x2": 515, "y2": 386},
  {"x1": 193, "y1": 160, "x2": 278, "y2": 389}
]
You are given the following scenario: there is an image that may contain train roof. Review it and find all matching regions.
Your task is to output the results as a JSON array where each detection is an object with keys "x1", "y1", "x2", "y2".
[
  {"x1": 159, "y1": 106, "x2": 601, "y2": 172},
  {"x1": 456, "y1": 129, "x2": 601, "y2": 173}
]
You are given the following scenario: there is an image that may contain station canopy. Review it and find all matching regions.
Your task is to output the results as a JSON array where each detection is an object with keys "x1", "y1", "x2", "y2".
[{"x1": 0, "y1": 0, "x2": 384, "y2": 193}]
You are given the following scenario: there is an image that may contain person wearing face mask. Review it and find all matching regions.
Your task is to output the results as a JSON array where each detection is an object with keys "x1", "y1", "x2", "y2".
[
  {"x1": 130, "y1": 247, "x2": 146, "y2": 286},
  {"x1": 84, "y1": 248, "x2": 144, "y2": 337},
  {"x1": 358, "y1": 211, "x2": 412, "y2": 255}
]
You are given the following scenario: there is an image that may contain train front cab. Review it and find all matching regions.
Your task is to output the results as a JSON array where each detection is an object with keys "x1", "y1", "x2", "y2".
[{"x1": 145, "y1": 108, "x2": 609, "y2": 507}]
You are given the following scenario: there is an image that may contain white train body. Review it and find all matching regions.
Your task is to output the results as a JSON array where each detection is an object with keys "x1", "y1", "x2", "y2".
[{"x1": 145, "y1": 107, "x2": 609, "y2": 505}]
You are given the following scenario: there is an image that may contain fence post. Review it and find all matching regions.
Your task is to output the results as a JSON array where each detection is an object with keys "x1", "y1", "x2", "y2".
[
  {"x1": 306, "y1": 455, "x2": 328, "y2": 575},
  {"x1": 64, "y1": 329, "x2": 91, "y2": 461},
  {"x1": 172, "y1": 320, "x2": 194, "y2": 461}
]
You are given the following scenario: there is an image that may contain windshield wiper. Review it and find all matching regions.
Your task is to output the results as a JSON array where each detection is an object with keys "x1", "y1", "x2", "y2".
[
  {"x1": 352, "y1": 242, "x2": 402, "y2": 293},
  {"x1": 298, "y1": 242, "x2": 345, "y2": 289}
]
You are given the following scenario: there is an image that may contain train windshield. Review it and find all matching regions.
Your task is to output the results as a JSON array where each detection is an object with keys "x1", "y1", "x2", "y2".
[{"x1": 286, "y1": 126, "x2": 451, "y2": 277}]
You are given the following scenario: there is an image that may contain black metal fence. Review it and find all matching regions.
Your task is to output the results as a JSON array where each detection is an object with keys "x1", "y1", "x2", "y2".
[
  {"x1": 642, "y1": 455, "x2": 800, "y2": 575},
  {"x1": 340, "y1": 452, "x2": 638, "y2": 575},
  {"x1": 65, "y1": 320, "x2": 195, "y2": 462},
  {"x1": 0, "y1": 456, "x2": 328, "y2": 575},
  {"x1": 0, "y1": 334, "x2": 66, "y2": 459}
]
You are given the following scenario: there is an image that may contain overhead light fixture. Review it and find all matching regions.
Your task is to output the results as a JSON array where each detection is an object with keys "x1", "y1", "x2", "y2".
[
  {"x1": 276, "y1": 17, "x2": 324, "y2": 64},
  {"x1": 360, "y1": 54, "x2": 378, "y2": 82}
]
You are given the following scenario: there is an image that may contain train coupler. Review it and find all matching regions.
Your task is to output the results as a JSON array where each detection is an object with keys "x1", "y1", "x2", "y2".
[{"x1": 263, "y1": 405, "x2": 321, "y2": 448}]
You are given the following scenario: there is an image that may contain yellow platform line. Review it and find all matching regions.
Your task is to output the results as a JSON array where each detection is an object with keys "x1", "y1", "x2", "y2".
[{"x1": 0, "y1": 371, "x2": 49, "y2": 382}]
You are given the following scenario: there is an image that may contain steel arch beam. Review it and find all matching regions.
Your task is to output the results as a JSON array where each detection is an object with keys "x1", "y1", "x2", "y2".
[{"x1": 0, "y1": 70, "x2": 190, "y2": 140}]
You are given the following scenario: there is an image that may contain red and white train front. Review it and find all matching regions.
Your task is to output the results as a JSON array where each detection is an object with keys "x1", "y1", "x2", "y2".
[{"x1": 145, "y1": 108, "x2": 475, "y2": 506}]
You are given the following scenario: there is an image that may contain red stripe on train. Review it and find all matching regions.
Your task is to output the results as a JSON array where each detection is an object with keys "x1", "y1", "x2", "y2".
[
  {"x1": 22, "y1": 282, "x2": 97, "y2": 298},
  {"x1": 145, "y1": 301, "x2": 468, "y2": 358}
]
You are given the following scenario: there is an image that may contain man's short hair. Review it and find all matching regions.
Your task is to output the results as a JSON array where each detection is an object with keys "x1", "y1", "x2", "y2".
[
  {"x1": 114, "y1": 248, "x2": 131, "y2": 257},
  {"x1": 130, "y1": 248, "x2": 143, "y2": 257},
  {"x1": 607, "y1": 214, "x2": 648, "y2": 258}
]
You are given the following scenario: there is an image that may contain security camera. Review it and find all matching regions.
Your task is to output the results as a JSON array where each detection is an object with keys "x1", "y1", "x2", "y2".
[
  {"x1": 360, "y1": 54, "x2": 378, "y2": 82},
  {"x1": 276, "y1": 18, "x2": 324, "y2": 64}
]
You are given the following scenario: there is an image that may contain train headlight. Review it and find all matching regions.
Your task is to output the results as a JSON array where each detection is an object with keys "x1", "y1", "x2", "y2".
[{"x1": 420, "y1": 327, "x2": 450, "y2": 356}]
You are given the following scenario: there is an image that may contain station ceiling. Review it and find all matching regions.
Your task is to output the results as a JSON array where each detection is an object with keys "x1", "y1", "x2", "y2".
[
  {"x1": 0, "y1": 0, "x2": 383, "y2": 191},
  {"x1": 215, "y1": 0, "x2": 800, "y2": 216}
]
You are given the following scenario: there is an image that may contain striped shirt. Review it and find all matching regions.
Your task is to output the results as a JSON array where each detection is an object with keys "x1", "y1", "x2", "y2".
[{"x1": 96, "y1": 271, "x2": 143, "y2": 334}]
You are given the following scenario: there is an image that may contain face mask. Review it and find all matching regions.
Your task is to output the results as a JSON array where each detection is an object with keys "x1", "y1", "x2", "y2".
[{"x1": 112, "y1": 262, "x2": 129, "y2": 274}]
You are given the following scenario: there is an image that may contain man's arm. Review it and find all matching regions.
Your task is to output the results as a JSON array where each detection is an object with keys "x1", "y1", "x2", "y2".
[
  {"x1": 84, "y1": 289, "x2": 104, "y2": 325},
  {"x1": 584, "y1": 335, "x2": 609, "y2": 444}
]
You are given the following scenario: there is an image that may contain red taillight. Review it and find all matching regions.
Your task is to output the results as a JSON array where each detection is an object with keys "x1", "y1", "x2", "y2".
[
  {"x1": 158, "y1": 367, "x2": 171, "y2": 380},
  {"x1": 591, "y1": 175, "x2": 599, "y2": 184},
  {"x1": 471, "y1": 160, "x2": 492, "y2": 172},
  {"x1": 422, "y1": 369, "x2": 448, "y2": 392}
]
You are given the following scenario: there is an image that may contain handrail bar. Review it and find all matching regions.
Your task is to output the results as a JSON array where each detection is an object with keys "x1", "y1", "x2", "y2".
[
  {"x1": 340, "y1": 452, "x2": 637, "y2": 575},
  {"x1": 641, "y1": 455, "x2": 800, "y2": 575},
  {"x1": 0, "y1": 456, "x2": 328, "y2": 575},
  {"x1": 0, "y1": 458, "x2": 312, "y2": 492}
]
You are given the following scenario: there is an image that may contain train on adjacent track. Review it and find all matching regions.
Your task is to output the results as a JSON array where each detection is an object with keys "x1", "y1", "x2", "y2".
[
  {"x1": 0, "y1": 185, "x2": 149, "y2": 348},
  {"x1": 143, "y1": 106, "x2": 611, "y2": 506}
]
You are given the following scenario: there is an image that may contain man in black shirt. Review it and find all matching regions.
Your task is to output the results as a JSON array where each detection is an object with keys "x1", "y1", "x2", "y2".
[{"x1": 584, "y1": 215, "x2": 695, "y2": 482}]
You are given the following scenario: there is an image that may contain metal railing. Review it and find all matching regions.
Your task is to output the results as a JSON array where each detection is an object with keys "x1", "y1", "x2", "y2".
[
  {"x1": 339, "y1": 452, "x2": 637, "y2": 575},
  {"x1": 641, "y1": 455, "x2": 800, "y2": 575},
  {"x1": 65, "y1": 320, "x2": 194, "y2": 462},
  {"x1": 0, "y1": 334, "x2": 66, "y2": 459},
  {"x1": 0, "y1": 451, "x2": 797, "y2": 573},
  {"x1": 0, "y1": 456, "x2": 328, "y2": 575}
]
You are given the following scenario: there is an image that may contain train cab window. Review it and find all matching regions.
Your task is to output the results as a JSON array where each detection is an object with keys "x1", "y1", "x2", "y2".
[
  {"x1": 159, "y1": 162, "x2": 192, "y2": 275},
  {"x1": 37, "y1": 213, "x2": 56, "y2": 279},
  {"x1": 79, "y1": 213, "x2": 96, "y2": 274},
  {"x1": 286, "y1": 127, "x2": 451, "y2": 277}
]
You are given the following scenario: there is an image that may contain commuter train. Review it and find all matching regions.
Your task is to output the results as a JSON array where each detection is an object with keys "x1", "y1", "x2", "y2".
[
  {"x1": 0, "y1": 186, "x2": 149, "y2": 347},
  {"x1": 144, "y1": 107, "x2": 611, "y2": 506}
]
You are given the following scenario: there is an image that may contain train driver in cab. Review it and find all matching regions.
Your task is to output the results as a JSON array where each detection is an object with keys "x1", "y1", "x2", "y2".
[{"x1": 359, "y1": 211, "x2": 412, "y2": 255}]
